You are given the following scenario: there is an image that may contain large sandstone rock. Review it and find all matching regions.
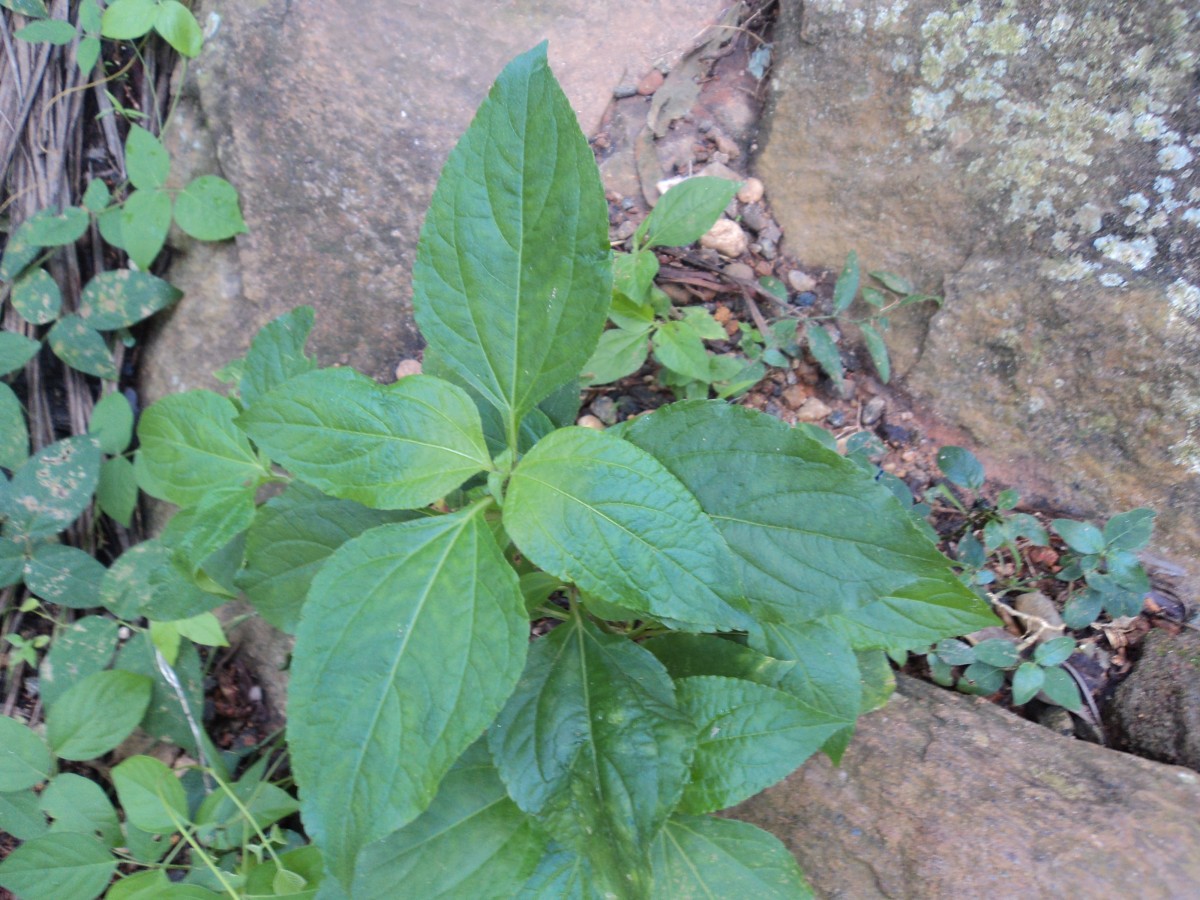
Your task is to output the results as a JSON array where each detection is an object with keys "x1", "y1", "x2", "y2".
[
  {"x1": 1110, "y1": 628, "x2": 1200, "y2": 772},
  {"x1": 755, "y1": 0, "x2": 1200, "y2": 592},
  {"x1": 729, "y1": 674, "x2": 1200, "y2": 898},
  {"x1": 145, "y1": 0, "x2": 727, "y2": 396}
]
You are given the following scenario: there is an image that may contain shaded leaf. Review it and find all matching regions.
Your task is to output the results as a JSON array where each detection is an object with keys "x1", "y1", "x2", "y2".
[
  {"x1": 12, "y1": 267, "x2": 62, "y2": 324},
  {"x1": 0, "y1": 331, "x2": 41, "y2": 376},
  {"x1": 100, "y1": 0, "x2": 155, "y2": 38},
  {"x1": 41, "y1": 773, "x2": 121, "y2": 846},
  {"x1": 832, "y1": 250, "x2": 859, "y2": 313},
  {"x1": 89, "y1": 391, "x2": 134, "y2": 454},
  {"x1": 119, "y1": 188, "x2": 172, "y2": 270},
  {"x1": 1103, "y1": 508, "x2": 1155, "y2": 551},
  {"x1": 0, "y1": 788, "x2": 47, "y2": 841},
  {"x1": 0, "y1": 0, "x2": 49, "y2": 17},
  {"x1": 0, "y1": 382, "x2": 29, "y2": 469},
  {"x1": 15, "y1": 18, "x2": 75, "y2": 43},
  {"x1": 38, "y1": 615, "x2": 119, "y2": 710},
  {"x1": 579, "y1": 326, "x2": 649, "y2": 386},
  {"x1": 115, "y1": 633, "x2": 206, "y2": 751},
  {"x1": 613, "y1": 250, "x2": 659, "y2": 303},
  {"x1": 238, "y1": 306, "x2": 316, "y2": 406},
  {"x1": 97, "y1": 456, "x2": 138, "y2": 526},
  {"x1": 45, "y1": 669, "x2": 152, "y2": 760},
  {"x1": 1051, "y1": 518, "x2": 1105, "y2": 555},
  {"x1": 48, "y1": 316, "x2": 117, "y2": 379},
  {"x1": 1040, "y1": 665, "x2": 1082, "y2": 711},
  {"x1": 112, "y1": 755, "x2": 188, "y2": 834},
  {"x1": 1033, "y1": 636, "x2": 1075, "y2": 667},
  {"x1": 0, "y1": 714, "x2": 51, "y2": 791},
  {"x1": 124, "y1": 125, "x2": 170, "y2": 190},
  {"x1": 100, "y1": 539, "x2": 225, "y2": 621},
  {"x1": 77, "y1": 36, "x2": 101, "y2": 75},
  {"x1": 803, "y1": 321, "x2": 843, "y2": 390},
  {"x1": 4, "y1": 436, "x2": 100, "y2": 539},
  {"x1": 173, "y1": 174, "x2": 246, "y2": 239},
  {"x1": 194, "y1": 769, "x2": 299, "y2": 851},
  {"x1": 25, "y1": 543, "x2": 106, "y2": 609},
  {"x1": 936, "y1": 446, "x2": 985, "y2": 491},
  {"x1": 860, "y1": 321, "x2": 890, "y2": 383},
  {"x1": 0, "y1": 833, "x2": 115, "y2": 900},
  {"x1": 653, "y1": 319, "x2": 712, "y2": 383},
  {"x1": 974, "y1": 638, "x2": 1019, "y2": 668},
  {"x1": 637, "y1": 176, "x2": 740, "y2": 249},
  {"x1": 20, "y1": 206, "x2": 88, "y2": 247},
  {"x1": 1010, "y1": 662, "x2": 1044, "y2": 706},
  {"x1": 870, "y1": 270, "x2": 914, "y2": 294}
]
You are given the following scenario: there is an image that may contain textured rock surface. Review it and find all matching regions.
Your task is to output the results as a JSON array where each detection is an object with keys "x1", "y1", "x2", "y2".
[
  {"x1": 729, "y1": 674, "x2": 1200, "y2": 898},
  {"x1": 755, "y1": 0, "x2": 1200, "y2": 589},
  {"x1": 1110, "y1": 628, "x2": 1200, "y2": 772},
  {"x1": 144, "y1": 0, "x2": 727, "y2": 397}
]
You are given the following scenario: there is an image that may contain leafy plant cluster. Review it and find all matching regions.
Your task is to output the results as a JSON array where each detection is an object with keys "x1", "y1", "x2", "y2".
[
  {"x1": 911, "y1": 445, "x2": 1155, "y2": 712},
  {"x1": 4, "y1": 44, "x2": 1000, "y2": 898}
]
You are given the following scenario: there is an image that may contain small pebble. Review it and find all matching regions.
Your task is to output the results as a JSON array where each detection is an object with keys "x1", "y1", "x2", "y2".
[
  {"x1": 795, "y1": 291, "x2": 817, "y2": 308},
  {"x1": 781, "y1": 384, "x2": 807, "y2": 407},
  {"x1": 248, "y1": 685, "x2": 263, "y2": 703},
  {"x1": 827, "y1": 409, "x2": 846, "y2": 427},
  {"x1": 698, "y1": 119, "x2": 714, "y2": 133},
  {"x1": 577, "y1": 414, "x2": 605, "y2": 429},
  {"x1": 724, "y1": 261, "x2": 755, "y2": 282},
  {"x1": 759, "y1": 237, "x2": 777, "y2": 259},
  {"x1": 590, "y1": 396, "x2": 619, "y2": 426},
  {"x1": 714, "y1": 134, "x2": 740, "y2": 159},
  {"x1": 394, "y1": 358, "x2": 422, "y2": 379},
  {"x1": 737, "y1": 177, "x2": 764, "y2": 204},
  {"x1": 882, "y1": 423, "x2": 913, "y2": 444},
  {"x1": 861, "y1": 395, "x2": 886, "y2": 425},
  {"x1": 740, "y1": 204, "x2": 768, "y2": 233},
  {"x1": 795, "y1": 397, "x2": 832, "y2": 422},
  {"x1": 787, "y1": 270, "x2": 817, "y2": 292},
  {"x1": 613, "y1": 84, "x2": 638, "y2": 99},
  {"x1": 700, "y1": 218, "x2": 748, "y2": 257},
  {"x1": 699, "y1": 161, "x2": 742, "y2": 182},
  {"x1": 620, "y1": 197, "x2": 635, "y2": 211},
  {"x1": 637, "y1": 69, "x2": 665, "y2": 95}
]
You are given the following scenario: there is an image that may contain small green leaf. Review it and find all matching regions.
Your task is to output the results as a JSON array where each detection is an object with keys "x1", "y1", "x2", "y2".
[
  {"x1": 0, "y1": 331, "x2": 41, "y2": 376},
  {"x1": 613, "y1": 250, "x2": 659, "y2": 303},
  {"x1": 609, "y1": 291, "x2": 655, "y2": 330},
  {"x1": 1061, "y1": 588, "x2": 1105, "y2": 629},
  {"x1": 101, "y1": 539, "x2": 225, "y2": 622},
  {"x1": 119, "y1": 188, "x2": 172, "y2": 269},
  {"x1": 82, "y1": 179, "x2": 111, "y2": 213},
  {"x1": 97, "y1": 206, "x2": 125, "y2": 249},
  {"x1": 0, "y1": 382, "x2": 29, "y2": 469},
  {"x1": 0, "y1": 224, "x2": 41, "y2": 282},
  {"x1": 238, "y1": 306, "x2": 316, "y2": 405},
  {"x1": 638, "y1": 176, "x2": 741, "y2": 249},
  {"x1": 239, "y1": 368, "x2": 490, "y2": 511},
  {"x1": 45, "y1": 669, "x2": 152, "y2": 760},
  {"x1": 153, "y1": 0, "x2": 203, "y2": 57},
  {"x1": 933, "y1": 638, "x2": 976, "y2": 666},
  {"x1": 960, "y1": 661, "x2": 1004, "y2": 694},
  {"x1": 99, "y1": 0, "x2": 155, "y2": 38},
  {"x1": 1010, "y1": 661, "x2": 1045, "y2": 706},
  {"x1": 114, "y1": 633, "x2": 206, "y2": 751},
  {"x1": 519, "y1": 844, "x2": 607, "y2": 897},
  {"x1": 649, "y1": 814, "x2": 813, "y2": 900},
  {"x1": 0, "y1": 833, "x2": 116, "y2": 900},
  {"x1": 135, "y1": 390, "x2": 267, "y2": 507},
  {"x1": 79, "y1": 269, "x2": 183, "y2": 330},
  {"x1": 77, "y1": 36, "x2": 101, "y2": 74},
  {"x1": 37, "y1": 616, "x2": 120, "y2": 710},
  {"x1": 0, "y1": 714, "x2": 51, "y2": 791},
  {"x1": 41, "y1": 773, "x2": 121, "y2": 847},
  {"x1": 579, "y1": 326, "x2": 649, "y2": 386},
  {"x1": 291, "y1": 506, "x2": 528, "y2": 888},
  {"x1": 653, "y1": 319, "x2": 712, "y2": 383},
  {"x1": 1051, "y1": 518, "x2": 1105, "y2": 555},
  {"x1": 171, "y1": 487, "x2": 255, "y2": 574},
  {"x1": 681, "y1": 306, "x2": 728, "y2": 341},
  {"x1": 862, "y1": 286, "x2": 887, "y2": 308},
  {"x1": 89, "y1": 391, "x2": 134, "y2": 454},
  {"x1": 20, "y1": 207, "x2": 89, "y2": 247},
  {"x1": 97, "y1": 456, "x2": 138, "y2": 526},
  {"x1": 112, "y1": 755, "x2": 188, "y2": 834},
  {"x1": 869, "y1": 270, "x2": 914, "y2": 294},
  {"x1": 193, "y1": 768, "x2": 299, "y2": 851},
  {"x1": 47, "y1": 316, "x2": 117, "y2": 379},
  {"x1": 124, "y1": 125, "x2": 170, "y2": 190},
  {"x1": 12, "y1": 267, "x2": 62, "y2": 324},
  {"x1": 24, "y1": 543, "x2": 106, "y2": 609},
  {"x1": 936, "y1": 446, "x2": 985, "y2": 491},
  {"x1": 803, "y1": 321, "x2": 843, "y2": 390},
  {"x1": 505, "y1": 427, "x2": 751, "y2": 631},
  {"x1": 5, "y1": 436, "x2": 101, "y2": 538},
  {"x1": 973, "y1": 638, "x2": 1019, "y2": 668},
  {"x1": 1033, "y1": 636, "x2": 1075, "y2": 667},
  {"x1": 0, "y1": 536, "x2": 22, "y2": 588},
  {"x1": 0, "y1": 788, "x2": 48, "y2": 840},
  {"x1": 174, "y1": 175, "x2": 247, "y2": 240},
  {"x1": 832, "y1": 250, "x2": 860, "y2": 313},
  {"x1": 1103, "y1": 508, "x2": 1155, "y2": 551},
  {"x1": 0, "y1": 0, "x2": 49, "y2": 18},
  {"x1": 676, "y1": 675, "x2": 843, "y2": 813},
  {"x1": 860, "y1": 321, "x2": 890, "y2": 383},
  {"x1": 489, "y1": 616, "x2": 694, "y2": 898},
  {"x1": 1039, "y1": 666, "x2": 1083, "y2": 711},
  {"x1": 15, "y1": 18, "x2": 76, "y2": 43}
]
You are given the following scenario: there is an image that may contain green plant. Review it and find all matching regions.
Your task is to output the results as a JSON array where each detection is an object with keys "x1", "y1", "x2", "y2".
[
  {"x1": 925, "y1": 634, "x2": 1082, "y2": 709},
  {"x1": 582, "y1": 175, "x2": 766, "y2": 399},
  {"x1": 27, "y1": 44, "x2": 999, "y2": 897}
]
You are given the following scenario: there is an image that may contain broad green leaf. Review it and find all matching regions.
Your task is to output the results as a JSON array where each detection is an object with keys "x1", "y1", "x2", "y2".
[
  {"x1": 1062, "y1": 588, "x2": 1104, "y2": 629},
  {"x1": 290, "y1": 506, "x2": 528, "y2": 888},
  {"x1": 537, "y1": 379, "x2": 582, "y2": 429},
  {"x1": 676, "y1": 675, "x2": 843, "y2": 814},
  {"x1": 0, "y1": 714, "x2": 51, "y2": 791},
  {"x1": 119, "y1": 188, "x2": 172, "y2": 269},
  {"x1": 24, "y1": 543, "x2": 106, "y2": 608},
  {"x1": 637, "y1": 176, "x2": 741, "y2": 249},
  {"x1": 97, "y1": 456, "x2": 138, "y2": 526},
  {"x1": 609, "y1": 291, "x2": 655, "y2": 330},
  {"x1": 81, "y1": 271, "x2": 178, "y2": 331},
  {"x1": 45, "y1": 669, "x2": 152, "y2": 760},
  {"x1": 936, "y1": 446, "x2": 985, "y2": 491},
  {"x1": 579, "y1": 325, "x2": 649, "y2": 386},
  {"x1": 12, "y1": 267, "x2": 62, "y2": 323},
  {"x1": 100, "y1": 0, "x2": 155, "y2": 38},
  {"x1": 15, "y1": 18, "x2": 75, "y2": 43},
  {"x1": 860, "y1": 321, "x2": 890, "y2": 383},
  {"x1": 1040, "y1": 665, "x2": 1082, "y2": 711},
  {"x1": 77, "y1": 35, "x2": 101, "y2": 74},
  {"x1": 504, "y1": 427, "x2": 751, "y2": 631},
  {"x1": 0, "y1": 331, "x2": 41, "y2": 375},
  {"x1": 48, "y1": 316, "x2": 117, "y2": 379},
  {"x1": 1033, "y1": 636, "x2": 1075, "y2": 667},
  {"x1": 115, "y1": 633, "x2": 206, "y2": 751},
  {"x1": 613, "y1": 249, "x2": 660, "y2": 302},
  {"x1": 97, "y1": 206, "x2": 125, "y2": 248},
  {"x1": 135, "y1": 390, "x2": 268, "y2": 507},
  {"x1": 0, "y1": 0, "x2": 48, "y2": 17},
  {"x1": 624, "y1": 402, "x2": 996, "y2": 649},
  {"x1": 934, "y1": 637, "x2": 976, "y2": 666},
  {"x1": 412, "y1": 43, "x2": 611, "y2": 437},
  {"x1": 681, "y1": 306, "x2": 727, "y2": 340},
  {"x1": 1103, "y1": 507, "x2": 1155, "y2": 551},
  {"x1": 0, "y1": 535, "x2": 24, "y2": 587},
  {"x1": 101, "y1": 540, "x2": 225, "y2": 621},
  {"x1": 351, "y1": 743, "x2": 544, "y2": 898},
  {"x1": 237, "y1": 482, "x2": 412, "y2": 633},
  {"x1": 4, "y1": 436, "x2": 101, "y2": 539},
  {"x1": 171, "y1": 611, "x2": 227, "y2": 648},
  {"x1": 124, "y1": 125, "x2": 170, "y2": 190},
  {"x1": 1010, "y1": 662, "x2": 1044, "y2": 706},
  {"x1": 857, "y1": 649, "x2": 896, "y2": 712},
  {"x1": 38, "y1": 615, "x2": 119, "y2": 710},
  {"x1": 41, "y1": 772, "x2": 121, "y2": 846},
  {"x1": 239, "y1": 368, "x2": 490, "y2": 510},
  {"x1": 82, "y1": 179, "x2": 110, "y2": 213},
  {"x1": 20, "y1": 206, "x2": 88, "y2": 246},
  {"x1": 239, "y1": 306, "x2": 316, "y2": 406},
  {"x1": 112, "y1": 755, "x2": 188, "y2": 834},
  {"x1": 804, "y1": 321, "x2": 843, "y2": 390},
  {"x1": 154, "y1": 0, "x2": 203, "y2": 56},
  {"x1": 194, "y1": 769, "x2": 299, "y2": 851},
  {"x1": 968, "y1": 638, "x2": 1018, "y2": 668},
  {"x1": 0, "y1": 788, "x2": 47, "y2": 840},
  {"x1": 832, "y1": 250, "x2": 860, "y2": 313},
  {"x1": 89, "y1": 391, "x2": 134, "y2": 454},
  {"x1": 0, "y1": 224, "x2": 41, "y2": 282},
  {"x1": 653, "y1": 319, "x2": 712, "y2": 383},
  {"x1": 489, "y1": 615, "x2": 694, "y2": 898},
  {"x1": 0, "y1": 382, "x2": 29, "y2": 468},
  {"x1": 173, "y1": 175, "x2": 246, "y2": 239},
  {"x1": 79, "y1": 0, "x2": 101, "y2": 32},
  {"x1": 649, "y1": 814, "x2": 813, "y2": 900},
  {"x1": 961, "y1": 661, "x2": 1004, "y2": 694},
  {"x1": 0, "y1": 832, "x2": 116, "y2": 900},
  {"x1": 242, "y1": 847, "x2": 323, "y2": 899},
  {"x1": 519, "y1": 844, "x2": 606, "y2": 899},
  {"x1": 172, "y1": 486, "x2": 255, "y2": 573}
]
